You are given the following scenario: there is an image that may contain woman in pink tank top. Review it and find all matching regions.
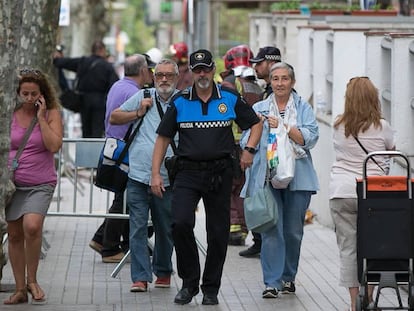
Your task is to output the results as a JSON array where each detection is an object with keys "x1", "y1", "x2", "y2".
[{"x1": 4, "y1": 68, "x2": 62, "y2": 305}]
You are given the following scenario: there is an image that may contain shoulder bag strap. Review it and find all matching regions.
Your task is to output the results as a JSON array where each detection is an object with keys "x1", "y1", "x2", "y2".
[
  {"x1": 353, "y1": 135, "x2": 386, "y2": 173},
  {"x1": 12, "y1": 116, "x2": 38, "y2": 171},
  {"x1": 154, "y1": 94, "x2": 177, "y2": 154}
]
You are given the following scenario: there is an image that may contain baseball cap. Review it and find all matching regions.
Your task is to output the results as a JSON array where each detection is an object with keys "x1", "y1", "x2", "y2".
[
  {"x1": 249, "y1": 46, "x2": 281, "y2": 63},
  {"x1": 143, "y1": 53, "x2": 156, "y2": 69},
  {"x1": 189, "y1": 49, "x2": 214, "y2": 70}
]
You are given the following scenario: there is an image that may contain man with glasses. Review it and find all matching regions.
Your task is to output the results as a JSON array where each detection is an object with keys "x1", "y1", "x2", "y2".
[
  {"x1": 110, "y1": 59, "x2": 180, "y2": 293},
  {"x1": 151, "y1": 49, "x2": 262, "y2": 305}
]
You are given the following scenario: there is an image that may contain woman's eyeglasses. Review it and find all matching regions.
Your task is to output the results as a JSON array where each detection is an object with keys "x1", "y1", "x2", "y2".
[
  {"x1": 349, "y1": 76, "x2": 369, "y2": 82},
  {"x1": 19, "y1": 68, "x2": 41, "y2": 76}
]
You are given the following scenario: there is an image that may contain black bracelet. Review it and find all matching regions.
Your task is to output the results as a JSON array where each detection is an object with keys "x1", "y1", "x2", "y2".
[{"x1": 244, "y1": 146, "x2": 256, "y2": 154}]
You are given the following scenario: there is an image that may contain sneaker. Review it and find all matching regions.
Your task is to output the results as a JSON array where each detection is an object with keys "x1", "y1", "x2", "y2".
[
  {"x1": 262, "y1": 287, "x2": 278, "y2": 298},
  {"x1": 89, "y1": 240, "x2": 103, "y2": 255},
  {"x1": 130, "y1": 281, "x2": 148, "y2": 292},
  {"x1": 282, "y1": 281, "x2": 296, "y2": 294},
  {"x1": 155, "y1": 276, "x2": 171, "y2": 288},
  {"x1": 102, "y1": 252, "x2": 125, "y2": 263},
  {"x1": 239, "y1": 244, "x2": 260, "y2": 257}
]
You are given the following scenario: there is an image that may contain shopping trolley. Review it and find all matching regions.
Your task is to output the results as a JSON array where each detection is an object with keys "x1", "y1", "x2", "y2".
[{"x1": 356, "y1": 151, "x2": 414, "y2": 310}]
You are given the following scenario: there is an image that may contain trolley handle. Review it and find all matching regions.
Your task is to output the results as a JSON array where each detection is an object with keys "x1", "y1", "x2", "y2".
[
  {"x1": 362, "y1": 151, "x2": 410, "y2": 180},
  {"x1": 362, "y1": 151, "x2": 412, "y2": 199}
]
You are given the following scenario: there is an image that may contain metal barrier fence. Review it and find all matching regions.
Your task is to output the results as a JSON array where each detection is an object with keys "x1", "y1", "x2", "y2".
[
  {"x1": 46, "y1": 137, "x2": 206, "y2": 277},
  {"x1": 47, "y1": 138, "x2": 129, "y2": 277},
  {"x1": 50, "y1": 137, "x2": 128, "y2": 219}
]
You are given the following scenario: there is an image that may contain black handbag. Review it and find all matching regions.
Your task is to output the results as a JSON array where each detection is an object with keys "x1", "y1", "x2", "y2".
[{"x1": 60, "y1": 89, "x2": 81, "y2": 113}]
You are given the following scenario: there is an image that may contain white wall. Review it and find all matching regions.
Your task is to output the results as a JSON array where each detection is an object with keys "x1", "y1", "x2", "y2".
[{"x1": 250, "y1": 13, "x2": 414, "y2": 228}]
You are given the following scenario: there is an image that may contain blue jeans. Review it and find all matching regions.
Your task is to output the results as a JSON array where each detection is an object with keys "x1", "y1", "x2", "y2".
[
  {"x1": 261, "y1": 188, "x2": 312, "y2": 289},
  {"x1": 127, "y1": 179, "x2": 173, "y2": 283}
]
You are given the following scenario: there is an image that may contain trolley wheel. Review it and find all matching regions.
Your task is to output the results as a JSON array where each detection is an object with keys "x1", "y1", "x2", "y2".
[
  {"x1": 355, "y1": 294, "x2": 363, "y2": 311},
  {"x1": 409, "y1": 285, "x2": 414, "y2": 310},
  {"x1": 358, "y1": 285, "x2": 369, "y2": 309}
]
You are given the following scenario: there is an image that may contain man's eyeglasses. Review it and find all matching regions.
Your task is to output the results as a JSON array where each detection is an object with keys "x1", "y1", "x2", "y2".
[
  {"x1": 191, "y1": 66, "x2": 214, "y2": 74},
  {"x1": 19, "y1": 68, "x2": 41, "y2": 76},
  {"x1": 154, "y1": 72, "x2": 177, "y2": 80}
]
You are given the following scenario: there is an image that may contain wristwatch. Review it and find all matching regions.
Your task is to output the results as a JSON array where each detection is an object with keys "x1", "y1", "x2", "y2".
[{"x1": 244, "y1": 146, "x2": 256, "y2": 154}]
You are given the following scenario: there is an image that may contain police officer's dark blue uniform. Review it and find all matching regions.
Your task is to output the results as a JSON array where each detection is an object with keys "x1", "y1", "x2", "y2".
[{"x1": 151, "y1": 49, "x2": 262, "y2": 305}]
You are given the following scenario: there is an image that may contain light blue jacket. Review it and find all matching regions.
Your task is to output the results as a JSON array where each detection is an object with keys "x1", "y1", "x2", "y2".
[{"x1": 240, "y1": 92, "x2": 320, "y2": 197}]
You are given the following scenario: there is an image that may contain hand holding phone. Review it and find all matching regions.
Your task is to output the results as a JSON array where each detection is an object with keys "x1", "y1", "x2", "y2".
[{"x1": 35, "y1": 95, "x2": 44, "y2": 107}]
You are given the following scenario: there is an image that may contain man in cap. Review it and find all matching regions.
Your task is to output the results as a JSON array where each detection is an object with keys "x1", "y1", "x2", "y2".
[
  {"x1": 249, "y1": 46, "x2": 282, "y2": 99},
  {"x1": 151, "y1": 49, "x2": 262, "y2": 305},
  {"x1": 238, "y1": 46, "x2": 282, "y2": 258}
]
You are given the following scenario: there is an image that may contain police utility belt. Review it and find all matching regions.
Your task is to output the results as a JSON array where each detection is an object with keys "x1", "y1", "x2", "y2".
[{"x1": 177, "y1": 157, "x2": 232, "y2": 171}]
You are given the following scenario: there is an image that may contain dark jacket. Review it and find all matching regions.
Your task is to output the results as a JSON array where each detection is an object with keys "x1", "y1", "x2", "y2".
[{"x1": 53, "y1": 55, "x2": 118, "y2": 94}]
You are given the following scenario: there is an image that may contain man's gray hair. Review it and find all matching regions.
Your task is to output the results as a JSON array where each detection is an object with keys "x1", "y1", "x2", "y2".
[
  {"x1": 124, "y1": 54, "x2": 147, "y2": 76},
  {"x1": 155, "y1": 59, "x2": 179, "y2": 75}
]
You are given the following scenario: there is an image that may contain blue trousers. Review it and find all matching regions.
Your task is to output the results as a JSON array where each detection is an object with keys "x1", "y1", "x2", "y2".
[
  {"x1": 261, "y1": 188, "x2": 312, "y2": 290},
  {"x1": 127, "y1": 179, "x2": 173, "y2": 283}
]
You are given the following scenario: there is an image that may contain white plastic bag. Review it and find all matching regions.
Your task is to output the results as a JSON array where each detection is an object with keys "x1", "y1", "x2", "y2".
[{"x1": 271, "y1": 121, "x2": 295, "y2": 189}]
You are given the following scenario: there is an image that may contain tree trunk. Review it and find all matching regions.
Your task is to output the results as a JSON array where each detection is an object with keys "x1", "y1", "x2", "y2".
[{"x1": 0, "y1": 0, "x2": 61, "y2": 276}]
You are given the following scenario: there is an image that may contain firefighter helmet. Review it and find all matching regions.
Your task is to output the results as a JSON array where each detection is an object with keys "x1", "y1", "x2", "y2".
[
  {"x1": 169, "y1": 42, "x2": 188, "y2": 63},
  {"x1": 223, "y1": 45, "x2": 254, "y2": 70}
]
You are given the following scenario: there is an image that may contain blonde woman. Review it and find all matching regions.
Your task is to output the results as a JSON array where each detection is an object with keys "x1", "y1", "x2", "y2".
[{"x1": 329, "y1": 77, "x2": 395, "y2": 311}]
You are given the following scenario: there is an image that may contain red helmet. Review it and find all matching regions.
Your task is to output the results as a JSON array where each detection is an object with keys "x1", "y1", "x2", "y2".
[
  {"x1": 224, "y1": 45, "x2": 254, "y2": 70},
  {"x1": 169, "y1": 42, "x2": 188, "y2": 62}
]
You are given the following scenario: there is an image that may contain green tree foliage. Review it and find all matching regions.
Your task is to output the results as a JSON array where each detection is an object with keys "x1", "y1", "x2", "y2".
[
  {"x1": 121, "y1": 0, "x2": 156, "y2": 55},
  {"x1": 218, "y1": 8, "x2": 251, "y2": 57}
]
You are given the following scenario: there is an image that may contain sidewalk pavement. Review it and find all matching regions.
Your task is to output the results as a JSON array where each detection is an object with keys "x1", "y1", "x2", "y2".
[{"x1": 0, "y1": 179, "x2": 407, "y2": 310}]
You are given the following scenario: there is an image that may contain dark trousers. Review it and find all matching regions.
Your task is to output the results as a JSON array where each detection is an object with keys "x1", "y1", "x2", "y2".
[
  {"x1": 80, "y1": 93, "x2": 106, "y2": 138},
  {"x1": 252, "y1": 231, "x2": 262, "y2": 248},
  {"x1": 230, "y1": 175, "x2": 247, "y2": 233},
  {"x1": 172, "y1": 166, "x2": 233, "y2": 296},
  {"x1": 93, "y1": 192, "x2": 129, "y2": 257}
]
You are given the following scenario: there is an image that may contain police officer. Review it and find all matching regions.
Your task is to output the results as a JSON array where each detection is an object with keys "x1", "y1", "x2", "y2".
[
  {"x1": 151, "y1": 49, "x2": 262, "y2": 305},
  {"x1": 249, "y1": 46, "x2": 282, "y2": 100}
]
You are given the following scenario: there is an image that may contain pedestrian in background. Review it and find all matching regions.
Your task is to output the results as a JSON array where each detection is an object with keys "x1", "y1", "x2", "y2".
[
  {"x1": 168, "y1": 42, "x2": 192, "y2": 90},
  {"x1": 241, "y1": 62, "x2": 319, "y2": 299},
  {"x1": 5, "y1": 68, "x2": 63, "y2": 305},
  {"x1": 53, "y1": 40, "x2": 119, "y2": 138},
  {"x1": 151, "y1": 49, "x2": 262, "y2": 305},
  {"x1": 329, "y1": 76, "x2": 395, "y2": 311},
  {"x1": 110, "y1": 59, "x2": 180, "y2": 293},
  {"x1": 220, "y1": 44, "x2": 263, "y2": 246},
  {"x1": 89, "y1": 54, "x2": 155, "y2": 263}
]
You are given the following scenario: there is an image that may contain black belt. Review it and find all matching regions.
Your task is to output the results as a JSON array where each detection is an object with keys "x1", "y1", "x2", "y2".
[{"x1": 177, "y1": 157, "x2": 231, "y2": 171}]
